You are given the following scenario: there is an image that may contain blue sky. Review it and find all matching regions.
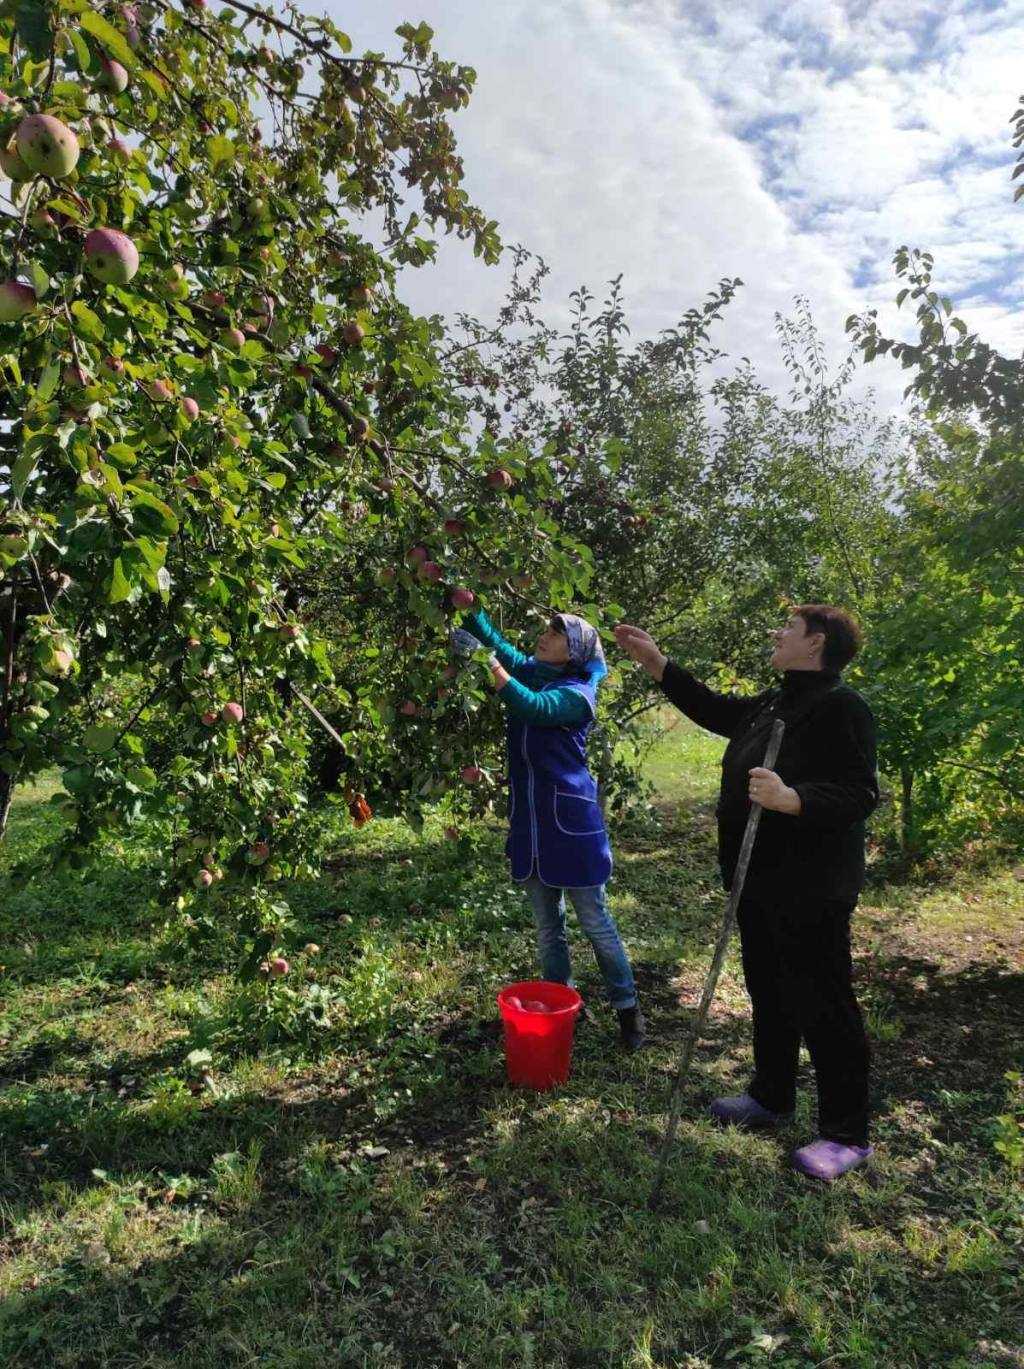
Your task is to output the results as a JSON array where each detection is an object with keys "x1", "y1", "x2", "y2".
[{"x1": 335, "y1": 0, "x2": 1024, "y2": 407}]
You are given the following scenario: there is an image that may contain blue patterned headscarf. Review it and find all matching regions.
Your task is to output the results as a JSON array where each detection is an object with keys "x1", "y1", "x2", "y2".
[{"x1": 552, "y1": 613, "x2": 606, "y2": 676}]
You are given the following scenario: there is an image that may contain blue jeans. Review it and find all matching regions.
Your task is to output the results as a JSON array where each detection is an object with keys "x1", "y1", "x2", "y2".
[{"x1": 522, "y1": 875, "x2": 637, "y2": 1010}]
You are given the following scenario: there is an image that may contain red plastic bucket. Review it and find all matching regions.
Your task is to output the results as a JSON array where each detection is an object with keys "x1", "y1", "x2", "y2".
[{"x1": 497, "y1": 980, "x2": 582, "y2": 1091}]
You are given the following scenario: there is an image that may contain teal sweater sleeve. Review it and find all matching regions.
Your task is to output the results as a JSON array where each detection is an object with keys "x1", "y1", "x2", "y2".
[
  {"x1": 497, "y1": 676, "x2": 591, "y2": 726},
  {"x1": 462, "y1": 609, "x2": 533, "y2": 681}
]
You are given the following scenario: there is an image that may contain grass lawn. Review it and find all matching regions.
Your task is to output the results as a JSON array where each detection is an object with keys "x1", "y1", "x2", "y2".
[{"x1": 1, "y1": 723, "x2": 1022, "y2": 1367}]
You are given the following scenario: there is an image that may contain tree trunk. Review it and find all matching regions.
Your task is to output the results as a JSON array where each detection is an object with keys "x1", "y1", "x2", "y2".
[
  {"x1": 0, "y1": 768, "x2": 13, "y2": 844},
  {"x1": 900, "y1": 765, "x2": 914, "y2": 855}
]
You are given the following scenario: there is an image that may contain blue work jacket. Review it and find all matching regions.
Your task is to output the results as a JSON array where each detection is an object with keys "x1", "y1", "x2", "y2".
[{"x1": 505, "y1": 665, "x2": 613, "y2": 888}]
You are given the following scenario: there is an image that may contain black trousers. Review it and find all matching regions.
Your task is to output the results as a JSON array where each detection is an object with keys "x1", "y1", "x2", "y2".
[{"x1": 736, "y1": 892, "x2": 871, "y2": 1147}]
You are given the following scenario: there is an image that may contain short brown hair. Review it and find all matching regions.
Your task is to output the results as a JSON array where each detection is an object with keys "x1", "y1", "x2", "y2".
[{"x1": 792, "y1": 603, "x2": 863, "y2": 672}]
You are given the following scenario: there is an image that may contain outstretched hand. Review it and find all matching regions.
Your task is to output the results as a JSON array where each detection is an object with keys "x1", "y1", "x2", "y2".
[{"x1": 613, "y1": 624, "x2": 668, "y2": 681}]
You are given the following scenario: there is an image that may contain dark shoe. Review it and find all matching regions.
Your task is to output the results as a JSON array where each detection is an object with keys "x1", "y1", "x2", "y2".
[{"x1": 617, "y1": 1005, "x2": 646, "y2": 1051}]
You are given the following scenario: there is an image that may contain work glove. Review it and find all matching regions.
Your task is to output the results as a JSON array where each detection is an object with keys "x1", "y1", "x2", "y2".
[{"x1": 450, "y1": 626, "x2": 483, "y2": 658}]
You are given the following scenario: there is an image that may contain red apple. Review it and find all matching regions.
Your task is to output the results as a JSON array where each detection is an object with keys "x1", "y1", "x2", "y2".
[
  {"x1": 202, "y1": 289, "x2": 227, "y2": 310},
  {"x1": 315, "y1": 343, "x2": 337, "y2": 365},
  {"x1": 184, "y1": 474, "x2": 203, "y2": 490},
  {"x1": 0, "y1": 280, "x2": 36, "y2": 321},
  {"x1": 342, "y1": 319, "x2": 364, "y2": 347},
  {"x1": 450, "y1": 587, "x2": 474, "y2": 609},
  {"x1": 96, "y1": 57, "x2": 129, "y2": 94},
  {"x1": 181, "y1": 396, "x2": 200, "y2": 421},
  {"x1": 444, "y1": 517, "x2": 465, "y2": 536},
  {"x1": 102, "y1": 355, "x2": 125, "y2": 376},
  {"x1": 221, "y1": 700, "x2": 244, "y2": 724},
  {"x1": 418, "y1": 560, "x2": 442, "y2": 582},
  {"x1": 487, "y1": 468, "x2": 514, "y2": 490},
  {"x1": 444, "y1": 825, "x2": 460, "y2": 841},
  {"x1": 195, "y1": 868, "x2": 214, "y2": 889},
  {"x1": 399, "y1": 700, "x2": 418, "y2": 716},
  {"x1": 83, "y1": 227, "x2": 139, "y2": 284},
  {"x1": 249, "y1": 840, "x2": 270, "y2": 863},
  {"x1": 461, "y1": 766, "x2": 483, "y2": 783},
  {"x1": 147, "y1": 379, "x2": 173, "y2": 402},
  {"x1": 278, "y1": 622, "x2": 300, "y2": 641},
  {"x1": 107, "y1": 137, "x2": 132, "y2": 162},
  {"x1": 17, "y1": 114, "x2": 80, "y2": 178},
  {"x1": 293, "y1": 363, "x2": 313, "y2": 379},
  {"x1": 406, "y1": 545, "x2": 428, "y2": 565},
  {"x1": 201, "y1": 709, "x2": 217, "y2": 726},
  {"x1": 349, "y1": 283, "x2": 374, "y2": 307},
  {"x1": 186, "y1": 636, "x2": 202, "y2": 653},
  {"x1": 269, "y1": 956, "x2": 289, "y2": 975},
  {"x1": 222, "y1": 327, "x2": 246, "y2": 351}
]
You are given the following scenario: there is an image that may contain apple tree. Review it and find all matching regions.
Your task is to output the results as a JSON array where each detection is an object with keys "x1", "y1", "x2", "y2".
[{"x1": 0, "y1": 0, "x2": 594, "y2": 1037}]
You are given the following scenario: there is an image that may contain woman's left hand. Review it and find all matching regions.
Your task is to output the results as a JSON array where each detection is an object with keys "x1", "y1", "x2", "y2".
[{"x1": 748, "y1": 767, "x2": 802, "y2": 815}]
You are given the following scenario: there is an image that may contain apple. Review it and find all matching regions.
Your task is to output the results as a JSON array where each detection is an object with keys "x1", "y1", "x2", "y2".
[
  {"x1": 195, "y1": 868, "x2": 214, "y2": 889},
  {"x1": 315, "y1": 343, "x2": 337, "y2": 365},
  {"x1": 349, "y1": 284, "x2": 374, "y2": 307},
  {"x1": 0, "y1": 139, "x2": 32, "y2": 181},
  {"x1": 444, "y1": 826, "x2": 460, "y2": 841},
  {"x1": 147, "y1": 379, "x2": 173, "y2": 402},
  {"x1": 107, "y1": 137, "x2": 132, "y2": 162},
  {"x1": 350, "y1": 416, "x2": 370, "y2": 442},
  {"x1": 444, "y1": 517, "x2": 465, "y2": 536},
  {"x1": 221, "y1": 700, "x2": 244, "y2": 724},
  {"x1": 303, "y1": 942, "x2": 320, "y2": 954},
  {"x1": 186, "y1": 636, "x2": 201, "y2": 653},
  {"x1": 49, "y1": 649, "x2": 74, "y2": 675},
  {"x1": 342, "y1": 319, "x2": 364, "y2": 347},
  {"x1": 487, "y1": 468, "x2": 514, "y2": 490},
  {"x1": 378, "y1": 566, "x2": 397, "y2": 584},
  {"x1": 184, "y1": 474, "x2": 202, "y2": 490},
  {"x1": 278, "y1": 622, "x2": 300, "y2": 640},
  {"x1": 418, "y1": 560, "x2": 442, "y2": 582},
  {"x1": 17, "y1": 115, "x2": 80, "y2": 178},
  {"x1": 63, "y1": 363, "x2": 90, "y2": 389},
  {"x1": 450, "y1": 587, "x2": 475, "y2": 609},
  {"x1": 201, "y1": 709, "x2": 217, "y2": 726},
  {"x1": 180, "y1": 396, "x2": 200, "y2": 421},
  {"x1": 399, "y1": 700, "x2": 418, "y2": 716},
  {"x1": 96, "y1": 57, "x2": 129, "y2": 94},
  {"x1": 406, "y1": 545, "x2": 428, "y2": 565},
  {"x1": 222, "y1": 327, "x2": 246, "y2": 351},
  {"x1": 249, "y1": 840, "x2": 270, "y2": 863},
  {"x1": 513, "y1": 574, "x2": 533, "y2": 590},
  {"x1": 269, "y1": 956, "x2": 289, "y2": 976},
  {"x1": 202, "y1": 289, "x2": 227, "y2": 310},
  {"x1": 30, "y1": 207, "x2": 55, "y2": 231},
  {"x1": 101, "y1": 355, "x2": 125, "y2": 376},
  {"x1": 84, "y1": 227, "x2": 139, "y2": 284},
  {"x1": 461, "y1": 765, "x2": 482, "y2": 783},
  {"x1": 125, "y1": 24, "x2": 141, "y2": 49},
  {"x1": 0, "y1": 280, "x2": 36, "y2": 321},
  {"x1": 202, "y1": 851, "x2": 217, "y2": 870}
]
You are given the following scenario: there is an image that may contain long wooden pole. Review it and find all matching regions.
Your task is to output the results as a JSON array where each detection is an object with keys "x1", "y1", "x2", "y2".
[{"x1": 648, "y1": 718, "x2": 786, "y2": 1211}]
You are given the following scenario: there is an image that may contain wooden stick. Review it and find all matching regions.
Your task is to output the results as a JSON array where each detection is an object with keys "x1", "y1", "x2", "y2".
[{"x1": 648, "y1": 718, "x2": 786, "y2": 1211}]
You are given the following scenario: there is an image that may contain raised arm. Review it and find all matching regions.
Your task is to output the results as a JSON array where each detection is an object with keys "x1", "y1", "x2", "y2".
[
  {"x1": 462, "y1": 609, "x2": 533, "y2": 681},
  {"x1": 613, "y1": 624, "x2": 755, "y2": 738}
]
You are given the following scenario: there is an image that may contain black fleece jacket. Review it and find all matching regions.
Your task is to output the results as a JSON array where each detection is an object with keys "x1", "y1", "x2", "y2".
[{"x1": 660, "y1": 663, "x2": 880, "y2": 902}]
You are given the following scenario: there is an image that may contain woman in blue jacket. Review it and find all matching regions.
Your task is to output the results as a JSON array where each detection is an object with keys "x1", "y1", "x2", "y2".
[{"x1": 457, "y1": 608, "x2": 645, "y2": 1049}]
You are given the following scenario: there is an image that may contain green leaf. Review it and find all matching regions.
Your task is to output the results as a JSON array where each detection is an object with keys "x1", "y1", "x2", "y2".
[
  {"x1": 71, "y1": 301, "x2": 105, "y2": 341},
  {"x1": 128, "y1": 489, "x2": 179, "y2": 538},
  {"x1": 16, "y1": 0, "x2": 52, "y2": 60},
  {"x1": 107, "y1": 556, "x2": 132, "y2": 604},
  {"x1": 83, "y1": 723, "x2": 119, "y2": 753},
  {"x1": 28, "y1": 261, "x2": 49, "y2": 298},
  {"x1": 11, "y1": 450, "x2": 39, "y2": 500},
  {"x1": 67, "y1": 26, "x2": 94, "y2": 74},
  {"x1": 35, "y1": 361, "x2": 60, "y2": 403},
  {"x1": 207, "y1": 135, "x2": 235, "y2": 166},
  {"x1": 79, "y1": 10, "x2": 136, "y2": 68}
]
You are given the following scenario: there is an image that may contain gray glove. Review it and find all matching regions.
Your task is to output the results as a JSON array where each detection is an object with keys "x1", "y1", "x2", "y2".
[{"x1": 450, "y1": 626, "x2": 483, "y2": 658}]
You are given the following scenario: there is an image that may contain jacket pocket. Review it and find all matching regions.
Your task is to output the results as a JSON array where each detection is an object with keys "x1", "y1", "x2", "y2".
[{"x1": 553, "y1": 789, "x2": 605, "y2": 837}]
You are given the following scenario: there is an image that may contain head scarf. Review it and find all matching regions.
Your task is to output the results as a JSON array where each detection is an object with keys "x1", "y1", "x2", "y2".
[{"x1": 552, "y1": 613, "x2": 606, "y2": 675}]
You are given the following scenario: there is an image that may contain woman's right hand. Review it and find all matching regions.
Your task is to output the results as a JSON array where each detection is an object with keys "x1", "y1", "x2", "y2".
[{"x1": 614, "y1": 624, "x2": 668, "y2": 681}]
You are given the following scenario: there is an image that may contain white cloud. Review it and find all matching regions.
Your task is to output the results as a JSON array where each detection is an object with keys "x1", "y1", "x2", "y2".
[{"x1": 326, "y1": 0, "x2": 1024, "y2": 408}]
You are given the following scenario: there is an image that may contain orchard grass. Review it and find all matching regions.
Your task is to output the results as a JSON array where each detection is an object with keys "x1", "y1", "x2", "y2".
[{"x1": 1, "y1": 726, "x2": 1022, "y2": 1367}]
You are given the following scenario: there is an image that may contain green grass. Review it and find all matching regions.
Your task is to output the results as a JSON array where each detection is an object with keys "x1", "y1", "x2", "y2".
[{"x1": 0, "y1": 733, "x2": 1022, "y2": 1368}]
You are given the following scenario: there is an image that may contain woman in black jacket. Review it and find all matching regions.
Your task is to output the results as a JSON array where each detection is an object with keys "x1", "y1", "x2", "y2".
[{"x1": 615, "y1": 605, "x2": 879, "y2": 1182}]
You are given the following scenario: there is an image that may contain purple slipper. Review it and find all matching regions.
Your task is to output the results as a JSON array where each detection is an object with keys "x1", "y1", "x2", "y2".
[
  {"x1": 792, "y1": 1139, "x2": 873, "y2": 1181},
  {"x1": 708, "y1": 1092, "x2": 794, "y2": 1129}
]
